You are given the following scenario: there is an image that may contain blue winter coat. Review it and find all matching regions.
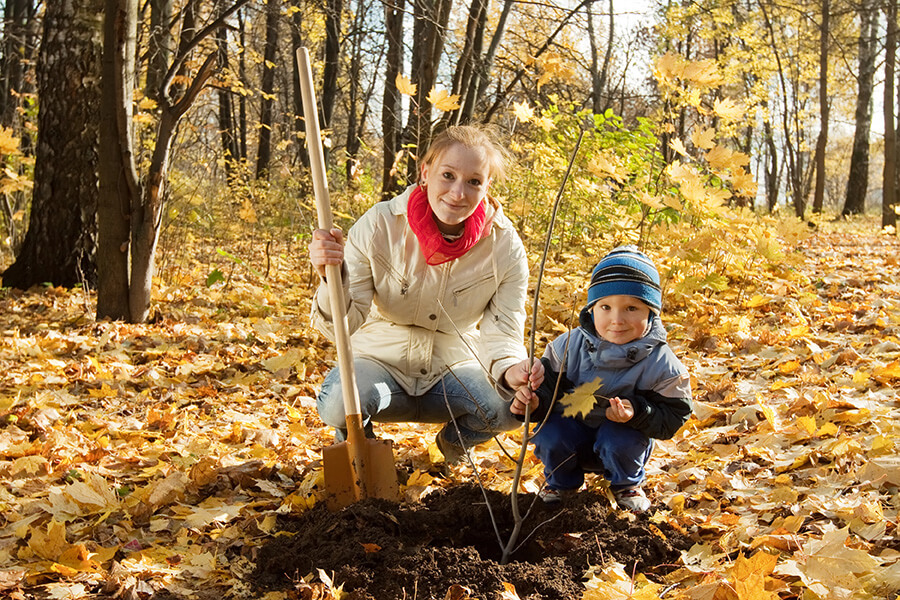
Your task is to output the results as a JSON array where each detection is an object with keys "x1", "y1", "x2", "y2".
[{"x1": 530, "y1": 316, "x2": 692, "y2": 440}]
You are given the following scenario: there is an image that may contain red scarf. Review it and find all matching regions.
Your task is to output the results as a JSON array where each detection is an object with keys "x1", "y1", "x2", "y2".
[{"x1": 407, "y1": 185, "x2": 493, "y2": 265}]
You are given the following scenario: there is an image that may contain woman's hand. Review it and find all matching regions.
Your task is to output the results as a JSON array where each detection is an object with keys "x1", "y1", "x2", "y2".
[
  {"x1": 506, "y1": 359, "x2": 544, "y2": 415},
  {"x1": 605, "y1": 397, "x2": 634, "y2": 423},
  {"x1": 309, "y1": 228, "x2": 345, "y2": 278}
]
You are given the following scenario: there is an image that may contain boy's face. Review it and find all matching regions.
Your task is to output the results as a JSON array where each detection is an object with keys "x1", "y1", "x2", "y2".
[{"x1": 591, "y1": 295, "x2": 651, "y2": 344}]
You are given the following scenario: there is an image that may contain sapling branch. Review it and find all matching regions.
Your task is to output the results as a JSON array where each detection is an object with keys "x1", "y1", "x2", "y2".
[{"x1": 500, "y1": 126, "x2": 586, "y2": 565}]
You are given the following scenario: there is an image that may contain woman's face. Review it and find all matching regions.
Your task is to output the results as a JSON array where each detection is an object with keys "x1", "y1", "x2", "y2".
[{"x1": 420, "y1": 143, "x2": 491, "y2": 235}]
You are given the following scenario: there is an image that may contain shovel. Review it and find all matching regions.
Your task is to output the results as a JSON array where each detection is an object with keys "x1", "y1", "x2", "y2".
[{"x1": 297, "y1": 47, "x2": 400, "y2": 509}]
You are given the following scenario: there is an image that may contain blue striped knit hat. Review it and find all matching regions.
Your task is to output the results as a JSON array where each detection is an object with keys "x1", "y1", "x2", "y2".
[{"x1": 581, "y1": 245, "x2": 661, "y2": 319}]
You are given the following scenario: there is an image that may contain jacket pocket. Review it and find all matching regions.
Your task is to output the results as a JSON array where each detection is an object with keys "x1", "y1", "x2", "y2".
[
  {"x1": 372, "y1": 253, "x2": 410, "y2": 296},
  {"x1": 450, "y1": 274, "x2": 495, "y2": 307}
]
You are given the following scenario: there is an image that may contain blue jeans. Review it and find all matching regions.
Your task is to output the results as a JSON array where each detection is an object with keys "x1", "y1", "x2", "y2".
[
  {"x1": 532, "y1": 410, "x2": 652, "y2": 491},
  {"x1": 316, "y1": 357, "x2": 520, "y2": 448}
]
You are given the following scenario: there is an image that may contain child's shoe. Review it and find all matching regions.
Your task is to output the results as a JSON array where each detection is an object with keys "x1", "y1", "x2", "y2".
[
  {"x1": 538, "y1": 486, "x2": 576, "y2": 504},
  {"x1": 613, "y1": 486, "x2": 651, "y2": 513}
]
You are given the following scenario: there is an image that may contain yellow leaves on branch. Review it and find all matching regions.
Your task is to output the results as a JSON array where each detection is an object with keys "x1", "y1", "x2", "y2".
[
  {"x1": 395, "y1": 74, "x2": 417, "y2": 97},
  {"x1": 426, "y1": 88, "x2": 460, "y2": 112},
  {"x1": 394, "y1": 74, "x2": 459, "y2": 112},
  {"x1": 655, "y1": 52, "x2": 722, "y2": 90},
  {"x1": 512, "y1": 100, "x2": 534, "y2": 123}
]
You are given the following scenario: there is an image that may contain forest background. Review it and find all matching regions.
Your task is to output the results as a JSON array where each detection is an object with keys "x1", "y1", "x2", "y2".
[{"x1": 0, "y1": 0, "x2": 900, "y2": 598}]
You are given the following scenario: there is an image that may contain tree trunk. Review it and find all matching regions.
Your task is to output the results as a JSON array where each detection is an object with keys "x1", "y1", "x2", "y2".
[
  {"x1": 146, "y1": 0, "x2": 173, "y2": 102},
  {"x1": 238, "y1": 10, "x2": 248, "y2": 160},
  {"x1": 886, "y1": 0, "x2": 898, "y2": 230},
  {"x1": 405, "y1": 0, "x2": 453, "y2": 181},
  {"x1": 381, "y1": 0, "x2": 404, "y2": 199},
  {"x1": 589, "y1": 0, "x2": 614, "y2": 114},
  {"x1": 98, "y1": 0, "x2": 249, "y2": 322},
  {"x1": 843, "y1": 0, "x2": 879, "y2": 216},
  {"x1": 2, "y1": 0, "x2": 103, "y2": 290},
  {"x1": 468, "y1": 0, "x2": 513, "y2": 121},
  {"x1": 764, "y1": 117, "x2": 780, "y2": 212},
  {"x1": 216, "y1": 7, "x2": 240, "y2": 175},
  {"x1": 1, "y1": 0, "x2": 36, "y2": 128},
  {"x1": 445, "y1": 0, "x2": 488, "y2": 127},
  {"x1": 256, "y1": 0, "x2": 279, "y2": 179},
  {"x1": 289, "y1": 1, "x2": 309, "y2": 169},
  {"x1": 97, "y1": 0, "x2": 140, "y2": 321},
  {"x1": 812, "y1": 0, "x2": 829, "y2": 214},
  {"x1": 322, "y1": 0, "x2": 343, "y2": 132}
]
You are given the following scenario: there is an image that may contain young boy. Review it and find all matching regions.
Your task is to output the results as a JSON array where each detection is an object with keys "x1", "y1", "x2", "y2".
[{"x1": 513, "y1": 245, "x2": 692, "y2": 512}]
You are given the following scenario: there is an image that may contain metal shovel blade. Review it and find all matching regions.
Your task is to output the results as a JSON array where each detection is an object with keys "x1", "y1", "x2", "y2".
[{"x1": 323, "y1": 438, "x2": 400, "y2": 509}]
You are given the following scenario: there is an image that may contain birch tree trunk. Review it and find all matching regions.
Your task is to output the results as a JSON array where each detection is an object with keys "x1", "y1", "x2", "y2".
[
  {"x1": 885, "y1": 0, "x2": 898, "y2": 230},
  {"x1": 812, "y1": 0, "x2": 829, "y2": 214},
  {"x1": 2, "y1": 0, "x2": 102, "y2": 290}
]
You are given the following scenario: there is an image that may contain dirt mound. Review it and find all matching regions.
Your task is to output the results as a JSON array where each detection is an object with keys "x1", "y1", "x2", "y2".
[{"x1": 252, "y1": 484, "x2": 693, "y2": 599}]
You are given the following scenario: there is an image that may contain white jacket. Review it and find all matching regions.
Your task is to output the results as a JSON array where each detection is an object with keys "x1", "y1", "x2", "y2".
[{"x1": 312, "y1": 186, "x2": 529, "y2": 396}]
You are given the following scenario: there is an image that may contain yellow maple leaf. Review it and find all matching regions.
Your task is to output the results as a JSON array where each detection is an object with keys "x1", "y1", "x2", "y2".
[
  {"x1": 714, "y1": 97, "x2": 744, "y2": 121},
  {"x1": 705, "y1": 144, "x2": 734, "y2": 171},
  {"x1": 637, "y1": 191, "x2": 665, "y2": 210},
  {"x1": 29, "y1": 519, "x2": 70, "y2": 561},
  {"x1": 669, "y1": 138, "x2": 688, "y2": 157},
  {"x1": 395, "y1": 74, "x2": 417, "y2": 97},
  {"x1": 731, "y1": 168, "x2": 758, "y2": 197},
  {"x1": 560, "y1": 377, "x2": 603, "y2": 418},
  {"x1": 654, "y1": 52, "x2": 681, "y2": 86},
  {"x1": 691, "y1": 127, "x2": 716, "y2": 150},
  {"x1": 0, "y1": 126, "x2": 20, "y2": 156},
  {"x1": 682, "y1": 58, "x2": 721, "y2": 87},
  {"x1": 89, "y1": 384, "x2": 118, "y2": 399},
  {"x1": 512, "y1": 100, "x2": 534, "y2": 123},
  {"x1": 873, "y1": 360, "x2": 900, "y2": 382},
  {"x1": 587, "y1": 153, "x2": 627, "y2": 184},
  {"x1": 662, "y1": 195, "x2": 683, "y2": 211},
  {"x1": 427, "y1": 88, "x2": 460, "y2": 112}
]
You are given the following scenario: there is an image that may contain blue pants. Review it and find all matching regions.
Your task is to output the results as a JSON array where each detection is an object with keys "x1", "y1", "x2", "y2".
[
  {"x1": 317, "y1": 357, "x2": 520, "y2": 447},
  {"x1": 532, "y1": 410, "x2": 652, "y2": 491}
]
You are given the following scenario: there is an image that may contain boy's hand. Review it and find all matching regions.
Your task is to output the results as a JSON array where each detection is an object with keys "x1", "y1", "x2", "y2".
[
  {"x1": 506, "y1": 359, "x2": 544, "y2": 416},
  {"x1": 605, "y1": 397, "x2": 634, "y2": 423},
  {"x1": 510, "y1": 386, "x2": 538, "y2": 415}
]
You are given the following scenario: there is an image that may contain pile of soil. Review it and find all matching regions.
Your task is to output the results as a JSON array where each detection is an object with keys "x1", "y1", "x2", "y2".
[{"x1": 252, "y1": 484, "x2": 693, "y2": 599}]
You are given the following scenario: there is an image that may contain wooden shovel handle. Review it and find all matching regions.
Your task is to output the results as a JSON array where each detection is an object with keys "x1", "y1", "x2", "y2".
[{"x1": 296, "y1": 48, "x2": 363, "y2": 422}]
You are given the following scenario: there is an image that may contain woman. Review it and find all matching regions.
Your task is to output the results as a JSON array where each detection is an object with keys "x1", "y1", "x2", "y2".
[{"x1": 309, "y1": 125, "x2": 542, "y2": 463}]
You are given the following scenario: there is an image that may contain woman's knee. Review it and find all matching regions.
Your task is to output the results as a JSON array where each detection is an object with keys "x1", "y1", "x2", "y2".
[{"x1": 316, "y1": 369, "x2": 347, "y2": 427}]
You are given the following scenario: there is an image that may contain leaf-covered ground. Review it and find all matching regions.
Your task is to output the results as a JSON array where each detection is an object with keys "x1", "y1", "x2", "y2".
[{"x1": 1, "y1": 221, "x2": 899, "y2": 599}]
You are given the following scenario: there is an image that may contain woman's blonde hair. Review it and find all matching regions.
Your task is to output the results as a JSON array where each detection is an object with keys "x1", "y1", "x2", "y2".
[{"x1": 418, "y1": 125, "x2": 511, "y2": 185}]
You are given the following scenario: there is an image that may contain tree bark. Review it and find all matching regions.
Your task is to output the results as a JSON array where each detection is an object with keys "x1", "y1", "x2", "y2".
[
  {"x1": 380, "y1": 0, "x2": 404, "y2": 199},
  {"x1": 468, "y1": 0, "x2": 513, "y2": 121},
  {"x1": 405, "y1": 0, "x2": 453, "y2": 181},
  {"x1": 97, "y1": 0, "x2": 139, "y2": 321},
  {"x1": 885, "y1": 0, "x2": 898, "y2": 230},
  {"x1": 843, "y1": 0, "x2": 879, "y2": 216},
  {"x1": 322, "y1": 0, "x2": 343, "y2": 131},
  {"x1": 256, "y1": 0, "x2": 280, "y2": 179},
  {"x1": 2, "y1": 0, "x2": 103, "y2": 290},
  {"x1": 289, "y1": 1, "x2": 309, "y2": 169},
  {"x1": 589, "y1": 0, "x2": 614, "y2": 114},
  {"x1": 216, "y1": 6, "x2": 240, "y2": 174},
  {"x1": 146, "y1": 0, "x2": 173, "y2": 102},
  {"x1": 1, "y1": 0, "x2": 36, "y2": 129},
  {"x1": 812, "y1": 0, "x2": 829, "y2": 214},
  {"x1": 98, "y1": 0, "x2": 249, "y2": 322},
  {"x1": 445, "y1": 0, "x2": 488, "y2": 127}
]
